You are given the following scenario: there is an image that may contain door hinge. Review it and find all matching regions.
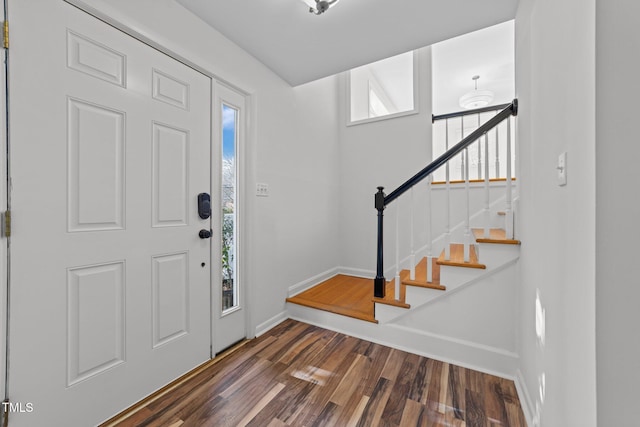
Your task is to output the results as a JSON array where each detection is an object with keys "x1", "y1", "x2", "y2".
[
  {"x1": 2, "y1": 21, "x2": 8, "y2": 49},
  {"x1": 2, "y1": 210, "x2": 10, "y2": 237}
]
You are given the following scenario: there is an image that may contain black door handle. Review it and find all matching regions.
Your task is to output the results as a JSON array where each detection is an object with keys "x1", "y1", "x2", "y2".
[{"x1": 199, "y1": 229, "x2": 212, "y2": 239}]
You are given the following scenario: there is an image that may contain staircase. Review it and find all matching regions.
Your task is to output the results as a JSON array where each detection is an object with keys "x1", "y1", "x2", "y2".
[
  {"x1": 372, "y1": 226, "x2": 519, "y2": 324},
  {"x1": 286, "y1": 101, "x2": 520, "y2": 379},
  {"x1": 287, "y1": 224, "x2": 520, "y2": 324}
]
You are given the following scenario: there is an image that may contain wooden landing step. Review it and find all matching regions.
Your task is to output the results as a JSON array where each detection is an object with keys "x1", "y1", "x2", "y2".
[
  {"x1": 286, "y1": 274, "x2": 378, "y2": 323},
  {"x1": 437, "y1": 243, "x2": 486, "y2": 269},
  {"x1": 473, "y1": 228, "x2": 521, "y2": 245}
]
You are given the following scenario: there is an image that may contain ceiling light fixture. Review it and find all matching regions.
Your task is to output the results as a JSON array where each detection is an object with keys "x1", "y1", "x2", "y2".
[
  {"x1": 459, "y1": 75, "x2": 494, "y2": 109},
  {"x1": 303, "y1": 0, "x2": 340, "y2": 15}
]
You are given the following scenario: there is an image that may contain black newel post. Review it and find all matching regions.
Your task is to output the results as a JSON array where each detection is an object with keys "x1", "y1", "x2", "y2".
[{"x1": 374, "y1": 186, "x2": 386, "y2": 298}]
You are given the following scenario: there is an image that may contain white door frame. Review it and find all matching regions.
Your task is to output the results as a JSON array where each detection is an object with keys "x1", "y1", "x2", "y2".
[
  {"x1": 0, "y1": 0, "x2": 8, "y2": 406},
  {"x1": 212, "y1": 82, "x2": 249, "y2": 353}
]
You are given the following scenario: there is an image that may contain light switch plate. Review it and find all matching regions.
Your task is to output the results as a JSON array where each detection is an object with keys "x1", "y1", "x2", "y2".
[
  {"x1": 256, "y1": 183, "x2": 269, "y2": 197},
  {"x1": 557, "y1": 152, "x2": 567, "y2": 186}
]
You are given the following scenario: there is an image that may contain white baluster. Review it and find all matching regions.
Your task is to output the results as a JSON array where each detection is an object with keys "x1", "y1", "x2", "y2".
[
  {"x1": 464, "y1": 147, "x2": 471, "y2": 263},
  {"x1": 409, "y1": 187, "x2": 416, "y2": 281},
  {"x1": 426, "y1": 175, "x2": 433, "y2": 283},
  {"x1": 394, "y1": 202, "x2": 401, "y2": 301},
  {"x1": 477, "y1": 113, "x2": 482, "y2": 180},
  {"x1": 460, "y1": 116, "x2": 465, "y2": 180},
  {"x1": 495, "y1": 114, "x2": 501, "y2": 178},
  {"x1": 444, "y1": 120, "x2": 451, "y2": 260},
  {"x1": 505, "y1": 117, "x2": 514, "y2": 239},
  {"x1": 484, "y1": 133, "x2": 491, "y2": 238}
]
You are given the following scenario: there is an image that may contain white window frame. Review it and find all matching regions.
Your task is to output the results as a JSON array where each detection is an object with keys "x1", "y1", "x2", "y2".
[{"x1": 346, "y1": 50, "x2": 420, "y2": 126}]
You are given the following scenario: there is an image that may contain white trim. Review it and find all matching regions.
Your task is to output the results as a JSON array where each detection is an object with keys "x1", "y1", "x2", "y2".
[
  {"x1": 337, "y1": 266, "x2": 374, "y2": 279},
  {"x1": 346, "y1": 50, "x2": 420, "y2": 126},
  {"x1": 346, "y1": 109, "x2": 420, "y2": 127},
  {"x1": 213, "y1": 83, "x2": 250, "y2": 352},
  {"x1": 0, "y1": 0, "x2": 7, "y2": 403},
  {"x1": 515, "y1": 368, "x2": 535, "y2": 427},
  {"x1": 254, "y1": 311, "x2": 288, "y2": 338},
  {"x1": 388, "y1": 323, "x2": 519, "y2": 359},
  {"x1": 287, "y1": 267, "x2": 339, "y2": 297}
]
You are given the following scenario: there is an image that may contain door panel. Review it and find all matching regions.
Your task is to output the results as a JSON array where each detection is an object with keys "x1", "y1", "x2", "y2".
[{"x1": 8, "y1": 1, "x2": 212, "y2": 425}]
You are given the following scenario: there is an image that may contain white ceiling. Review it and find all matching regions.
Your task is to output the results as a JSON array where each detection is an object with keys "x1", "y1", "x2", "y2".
[
  {"x1": 432, "y1": 21, "x2": 515, "y2": 114},
  {"x1": 175, "y1": 0, "x2": 518, "y2": 86}
]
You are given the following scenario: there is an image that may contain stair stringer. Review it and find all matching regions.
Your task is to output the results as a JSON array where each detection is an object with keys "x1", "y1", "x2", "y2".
[
  {"x1": 376, "y1": 241, "x2": 520, "y2": 324},
  {"x1": 389, "y1": 259, "x2": 519, "y2": 359}
]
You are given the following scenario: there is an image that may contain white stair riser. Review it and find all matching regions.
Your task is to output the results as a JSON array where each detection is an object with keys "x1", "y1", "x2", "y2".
[
  {"x1": 375, "y1": 303, "x2": 410, "y2": 324},
  {"x1": 475, "y1": 243, "x2": 520, "y2": 268},
  {"x1": 405, "y1": 286, "x2": 446, "y2": 307},
  {"x1": 439, "y1": 264, "x2": 486, "y2": 289}
]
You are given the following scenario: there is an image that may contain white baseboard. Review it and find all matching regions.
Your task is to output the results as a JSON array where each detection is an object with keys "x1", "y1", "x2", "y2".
[
  {"x1": 515, "y1": 368, "x2": 536, "y2": 427},
  {"x1": 337, "y1": 266, "x2": 374, "y2": 278},
  {"x1": 254, "y1": 311, "x2": 288, "y2": 337},
  {"x1": 287, "y1": 303, "x2": 518, "y2": 379},
  {"x1": 287, "y1": 267, "x2": 339, "y2": 297}
]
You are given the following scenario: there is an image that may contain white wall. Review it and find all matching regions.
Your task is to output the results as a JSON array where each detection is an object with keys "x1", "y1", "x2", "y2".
[
  {"x1": 338, "y1": 47, "x2": 433, "y2": 274},
  {"x1": 75, "y1": 0, "x2": 342, "y2": 336},
  {"x1": 515, "y1": 0, "x2": 596, "y2": 425},
  {"x1": 595, "y1": 1, "x2": 640, "y2": 425}
]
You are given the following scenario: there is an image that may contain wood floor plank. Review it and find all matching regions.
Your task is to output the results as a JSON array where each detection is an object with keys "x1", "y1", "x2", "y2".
[
  {"x1": 380, "y1": 348, "x2": 408, "y2": 382},
  {"x1": 381, "y1": 352, "x2": 420, "y2": 425},
  {"x1": 465, "y1": 388, "x2": 488, "y2": 427},
  {"x1": 361, "y1": 343, "x2": 392, "y2": 396},
  {"x1": 329, "y1": 354, "x2": 370, "y2": 406},
  {"x1": 236, "y1": 382, "x2": 286, "y2": 427},
  {"x1": 438, "y1": 362, "x2": 450, "y2": 414},
  {"x1": 449, "y1": 364, "x2": 467, "y2": 421},
  {"x1": 107, "y1": 319, "x2": 526, "y2": 427},
  {"x1": 346, "y1": 395, "x2": 370, "y2": 427},
  {"x1": 399, "y1": 399, "x2": 426, "y2": 426},
  {"x1": 265, "y1": 418, "x2": 287, "y2": 427},
  {"x1": 357, "y1": 377, "x2": 394, "y2": 427}
]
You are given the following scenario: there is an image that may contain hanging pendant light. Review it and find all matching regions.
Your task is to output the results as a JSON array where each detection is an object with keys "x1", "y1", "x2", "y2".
[
  {"x1": 459, "y1": 75, "x2": 494, "y2": 109},
  {"x1": 301, "y1": 0, "x2": 340, "y2": 15}
]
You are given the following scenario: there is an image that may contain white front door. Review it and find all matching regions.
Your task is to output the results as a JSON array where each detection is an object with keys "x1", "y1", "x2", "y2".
[{"x1": 7, "y1": 1, "x2": 212, "y2": 425}]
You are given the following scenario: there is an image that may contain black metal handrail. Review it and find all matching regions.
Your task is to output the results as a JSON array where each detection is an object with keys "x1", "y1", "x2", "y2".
[
  {"x1": 373, "y1": 99, "x2": 518, "y2": 298},
  {"x1": 432, "y1": 103, "x2": 511, "y2": 123}
]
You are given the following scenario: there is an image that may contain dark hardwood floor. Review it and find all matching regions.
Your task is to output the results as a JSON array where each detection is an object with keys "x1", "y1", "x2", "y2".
[{"x1": 108, "y1": 319, "x2": 526, "y2": 426}]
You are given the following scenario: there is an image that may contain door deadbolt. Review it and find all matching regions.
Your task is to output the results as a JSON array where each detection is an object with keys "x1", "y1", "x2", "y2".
[{"x1": 198, "y1": 193, "x2": 211, "y2": 219}]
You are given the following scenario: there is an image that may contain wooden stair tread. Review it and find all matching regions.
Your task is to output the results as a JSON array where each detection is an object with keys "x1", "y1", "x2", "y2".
[
  {"x1": 374, "y1": 257, "x2": 447, "y2": 309},
  {"x1": 401, "y1": 257, "x2": 446, "y2": 291},
  {"x1": 437, "y1": 244, "x2": 486, "y2": 269},
  {"x1": 472, "y1": 228, "x2": 521, "y2": 245},
  {"x1": 372, "y1": 276, "x2": 411, "y2": 308}
]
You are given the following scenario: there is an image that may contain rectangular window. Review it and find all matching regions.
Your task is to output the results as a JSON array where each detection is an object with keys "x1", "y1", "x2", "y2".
[
  {"x1": 221, "y1": 104, "x2": 238, "y2": 313},
  {"x1": 348, "y1": 50, "x2": 418, "y2": 124}
]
